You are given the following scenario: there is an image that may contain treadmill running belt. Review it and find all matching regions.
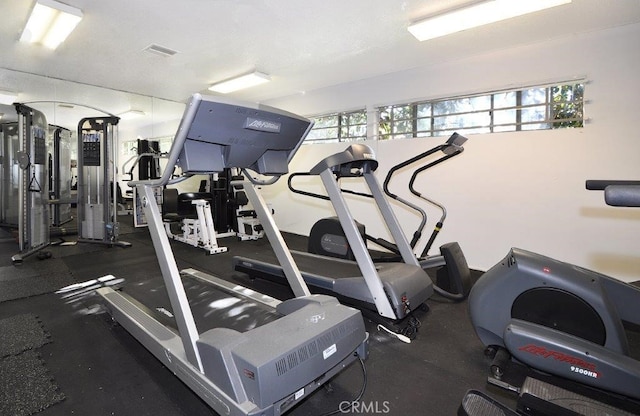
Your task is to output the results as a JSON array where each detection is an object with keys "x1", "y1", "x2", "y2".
[
  {"x1": 122, "y1": 274, "x2": 281, "y2": 333},
  {"x1": 242, "y1": 249, "x2": 366, "y2": 279}
]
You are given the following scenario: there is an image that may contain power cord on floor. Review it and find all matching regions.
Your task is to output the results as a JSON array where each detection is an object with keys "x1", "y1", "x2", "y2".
[
  {"x1": 318, "y1": 355, "x2": 367, "y2": 416},
  {"x1": 377, "y1": 324, "x2": 412, "y2": 343}
]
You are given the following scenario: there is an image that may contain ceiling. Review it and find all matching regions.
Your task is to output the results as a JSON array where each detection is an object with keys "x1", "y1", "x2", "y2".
[{"x1": 1, "y1": 0, "x2": 639, "y2": 130}]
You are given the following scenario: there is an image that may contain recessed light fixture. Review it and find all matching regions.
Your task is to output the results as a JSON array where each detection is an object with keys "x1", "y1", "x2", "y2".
[
  {"x1": 208, "y1": 71, "x2": 271, "y2": 94},
  {"x1": 0, "y1": 90, "x2": 18, "y2": 105},
  {"x1": 408, "y1": 0, "x2": 572, "y2": 41},
  {"x1": 143, "y1": 44, "x2": 179, "y2": 58},
  {"x1": 118, "y1": 109, "x2": 146, "y2": 120},
  {"x1": 20, "y1": 0, "x2": 83, "y2": 49}
]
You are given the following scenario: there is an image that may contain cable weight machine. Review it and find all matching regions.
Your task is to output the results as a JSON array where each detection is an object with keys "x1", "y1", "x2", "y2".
[{"x1": 77, "y1": 116, "x2": 130, "y2": 247}]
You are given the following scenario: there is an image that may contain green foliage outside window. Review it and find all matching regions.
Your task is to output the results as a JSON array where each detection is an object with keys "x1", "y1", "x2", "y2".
[{"x1": 307, "y1": 81, "x2": 584, "y2": 143}]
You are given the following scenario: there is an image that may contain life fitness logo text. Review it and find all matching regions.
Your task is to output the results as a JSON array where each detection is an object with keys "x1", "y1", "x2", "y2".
[
  {"x1": 519, "y1": 344, "x2": 600, "y2": 379},
  {"x1": 244, "y1": 117, "x2": 281, "y2": 133}
]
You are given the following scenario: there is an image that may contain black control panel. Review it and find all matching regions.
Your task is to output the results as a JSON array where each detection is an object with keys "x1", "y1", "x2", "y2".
[
  {"x1": 33, "y1": 127, "x2": 47, "y2": 165},
  {"x1": 82, "y1": 133, "x2": 101, "y2": 166}
]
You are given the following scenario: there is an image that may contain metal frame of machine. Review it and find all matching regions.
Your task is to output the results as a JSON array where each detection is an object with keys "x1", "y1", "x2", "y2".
[
  {"x1": 1, "y1": 104, "x2": 51, "y2": 263},
  {"x1": 77, "y1": 116, "x2": 130, "y2": 247}
]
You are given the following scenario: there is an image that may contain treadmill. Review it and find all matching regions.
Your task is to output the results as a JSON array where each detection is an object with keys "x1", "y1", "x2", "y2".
[
  {"x1": 97, "y1": 94, "x2": 368, "y2": 416},
  {"x1": 234, "y1": 144, "x2": 435, "y2": 332}
]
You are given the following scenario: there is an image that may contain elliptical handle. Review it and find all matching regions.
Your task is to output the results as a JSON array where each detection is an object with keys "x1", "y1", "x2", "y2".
[
  {"x1": 605, "y1": 185, "x2": 640, "y2": 207},
  {"x1": 585, "y1": 179, "x2": 640, "y2": 190},
  {"x1": 407, "y1": 150, "x2": 464, "y2": 198},
  {"x1": 586, "y1": 179, "x2": 640, "y2": 208},
  {"x1": 382, "y1": 144, "x2": 445, "y2": 199}
]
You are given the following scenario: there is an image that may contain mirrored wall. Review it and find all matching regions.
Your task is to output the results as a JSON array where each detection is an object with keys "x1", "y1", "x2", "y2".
[{"x1": 0, "y1": 67, "x2": 186, "y2": 189}]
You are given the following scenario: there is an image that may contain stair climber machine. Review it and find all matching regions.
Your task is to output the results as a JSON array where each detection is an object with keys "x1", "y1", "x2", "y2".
[
  {"x1": 234, "y1": 142, "x2": 465, "y2": 341},
  {"x1": 460, "y1": 180, "x2": 640, "y2": 415},
  {"x1": 96, "y1": 94, "x2": 369, "y2": 416},
  {"x1": 302, "y1": 132, "x2": 472, "y2": 301}
]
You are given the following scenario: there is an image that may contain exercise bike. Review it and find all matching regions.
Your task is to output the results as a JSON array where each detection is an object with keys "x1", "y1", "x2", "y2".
[{"x1": 461, "y1": 180, "x2": 640, "y2": 415}]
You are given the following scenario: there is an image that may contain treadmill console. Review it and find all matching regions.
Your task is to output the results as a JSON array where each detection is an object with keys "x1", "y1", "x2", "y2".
[{"x1": 176, "y1": 95, "x2": 313, "y2": 175}]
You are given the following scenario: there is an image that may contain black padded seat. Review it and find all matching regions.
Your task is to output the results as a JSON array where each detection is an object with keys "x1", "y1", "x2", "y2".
[{"x1": 163, "y1": 189, "x2": 209, "y2": 222}]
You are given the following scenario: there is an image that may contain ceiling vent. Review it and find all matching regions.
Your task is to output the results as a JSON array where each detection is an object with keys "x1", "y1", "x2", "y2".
[{"x1": 143, "y1": 44, "x2": 178, "y2": 57}]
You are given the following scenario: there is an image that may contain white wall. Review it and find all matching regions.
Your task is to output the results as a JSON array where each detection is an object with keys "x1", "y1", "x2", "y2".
[{"x1": 262, "y1": 23, "x2": 640, "y2": 282}]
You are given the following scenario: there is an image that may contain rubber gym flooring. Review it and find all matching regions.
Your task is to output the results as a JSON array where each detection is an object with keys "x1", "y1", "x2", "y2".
[{"x1": 0, "y1": 216, "x2": 581, "y2": 416}]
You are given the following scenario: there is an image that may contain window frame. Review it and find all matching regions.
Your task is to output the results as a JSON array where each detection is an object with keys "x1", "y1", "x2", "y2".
[
  {"x1": 305, "y1": 109, "x2": 368, "y2": 144},
  {"x1": 305, "y1": 81, "x2": 584, "y2": 143},
  {"x1": 377, "y1": 81, "x2": 585, "y2": 140}
]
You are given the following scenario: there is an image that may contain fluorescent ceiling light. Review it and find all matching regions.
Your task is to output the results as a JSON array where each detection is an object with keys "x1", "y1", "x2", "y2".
[
  {"x1": 408, "y1": 0, "x2": 571, "y2": 41},
  {"x1": 0, "y1": 91, "x2": 18, "y2": 105},
  {"x1": 118, "y1": 109, "x2": 146, "y2": 120},
  {"x1": 20, "y1": 0, "x2": 83, "y2": 49},
  {"x1": 208, "y1": 72, "x2": 271, "y2": 94}
]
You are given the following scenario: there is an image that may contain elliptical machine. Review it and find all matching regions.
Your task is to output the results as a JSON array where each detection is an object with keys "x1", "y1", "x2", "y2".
[{"x1": 461, "y1": 180, "x2": 640, "y2": 415}]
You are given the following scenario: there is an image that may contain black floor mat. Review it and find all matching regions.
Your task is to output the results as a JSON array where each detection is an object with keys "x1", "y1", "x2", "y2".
[
  {"x1": 0, "y1": 229, "x2": 502, "y2": 415},
  {"x1": 0, "y1": 312, "x2": 64, "y2": 416},
  {"x1": 0, "y1": 350, "x2": 65, "y2": 416},
  {"x1": 0, "y1": 259, "x2": 75, "y2": 302},
  {"x1": 0, "y1": 314, "x2": 50, "y2": 357}
]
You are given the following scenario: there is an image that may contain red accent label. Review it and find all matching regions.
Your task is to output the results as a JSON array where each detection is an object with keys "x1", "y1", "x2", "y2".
[{"x1": 519, "y1": 344, "x2": 599, "y2": 378}]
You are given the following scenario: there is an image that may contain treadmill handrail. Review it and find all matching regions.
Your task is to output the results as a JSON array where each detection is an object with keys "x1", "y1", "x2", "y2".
[{"x1": 288, "y1": 171, "x2": 375, "y2": 201}]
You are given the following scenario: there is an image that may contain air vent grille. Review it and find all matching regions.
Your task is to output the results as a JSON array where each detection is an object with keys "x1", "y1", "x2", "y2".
[
  {"x1": 317, "y1": 333, "x2": 334, "y2": 350},
  {"x1": 297, "y1": 345, "x2": 309, "y2": 363},
  {"x1": 274, "y1": 324, "x2": 349, "y2": 377},
  {"x1": 307, "y1": 340, "x2": 318, "y2": 356},
  {"x1": 287, "y1": 352, "x2": 299, "y2": 369},
  {"x1": 275, "y1": 357, "x2": 287, "y2": 376}
]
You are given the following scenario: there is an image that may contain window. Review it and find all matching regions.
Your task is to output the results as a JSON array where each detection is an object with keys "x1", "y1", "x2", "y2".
[
  {"x1": 377, "y1": 81, "x2": 584, "y2": 140},
  {"x1": 121, "y1": 140, "x2": 138, "y2": 156},
  {"x1": 305, "y1": 109, "x2": 367, "y2": 144}
]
